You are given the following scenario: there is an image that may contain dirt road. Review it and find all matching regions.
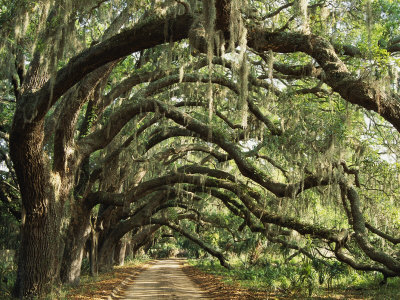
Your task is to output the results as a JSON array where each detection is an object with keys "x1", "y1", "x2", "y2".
[{"x1": 121, "y1": 259, "x2": 207, "y2": 299}]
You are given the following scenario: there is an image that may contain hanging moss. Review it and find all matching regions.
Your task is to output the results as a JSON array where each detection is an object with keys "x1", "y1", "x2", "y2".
[
  {"x1": 207, "y1": 81, "x2": 214, "y2": 141},
  {"x1": 365, "y1": 0, "x2": 373, "y2": 58},
  {"x1": 227, "y1": 0, "x2": 249, "y2": 128},
  {"x1": 294, "y1": 0, "x2": 310, "y2": 34},
  {"x1": 228, "y1": 0, "x2": 240, "y2": 52},
  {"x1": 202, "y1": 0, "x2": 216, "y2": 64},
  {"x1": 239, "y1": 58, "x2": 248, "y2": 129},
  {"x1": 320, "y1": 6, "x2": 330, "y2": 33}
]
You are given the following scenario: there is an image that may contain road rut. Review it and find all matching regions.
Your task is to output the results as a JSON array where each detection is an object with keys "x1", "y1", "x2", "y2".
[{"x1": 121, "y1": 259, "x2": 207, "y2": 299}]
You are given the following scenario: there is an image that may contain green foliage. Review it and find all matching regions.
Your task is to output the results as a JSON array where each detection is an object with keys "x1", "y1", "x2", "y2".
[
  {"x1": 0, "y1": 260, "x2": 16, "y2": 299},
  {"x1": 0, "y1": 206, "x2": 19, "y2": 250},
  {"x1": 189, "y1": 255, "x2": 400, "y2": 298}
]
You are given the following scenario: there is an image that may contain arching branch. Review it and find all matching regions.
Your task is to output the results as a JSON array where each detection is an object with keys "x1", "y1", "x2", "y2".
[
  {"x1": 166, "y1": 222, "x2": 231, "y2": 269},
  {"x1": 247, "y1": 29, "x2": 400, "y2": 132}
]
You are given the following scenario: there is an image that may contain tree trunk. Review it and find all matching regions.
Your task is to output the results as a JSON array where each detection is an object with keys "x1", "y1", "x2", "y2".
[
  {"x1": 125, "y1": 240, "x2": 132, "y2": 260},
  {"x1": 98, "y1": 224, "x2": 160, "y2": 269},
  {"x1": 13, "y1": 202, "x2": 62, "y2": 297},
  {"x1": 114, "y1": 240, "x2": 127, "y2": 266},
  {"x1": 10, "y1": 120, "x2": 65, "y2": 297},
  {"x1": 98, "y1": 243, "x2": 116, "y2": 271},
  {"x1": 89, "y1": 227, "x2": 98, "y2": 277},
  {"x1": 96, "y1": 207, "x2": 122, "y2": 271},
  {"x1": 60, "y1": 205, "x2": 92, "y2": 284}
]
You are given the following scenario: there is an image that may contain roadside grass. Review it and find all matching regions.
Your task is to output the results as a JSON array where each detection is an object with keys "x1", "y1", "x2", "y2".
[{"x1": 188, "y1": 258, "x2": 400, "y2": 299}]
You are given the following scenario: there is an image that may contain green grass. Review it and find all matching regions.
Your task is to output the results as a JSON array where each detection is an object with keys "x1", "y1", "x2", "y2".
[{"x1": 188, "y1": 257, "x2": 400, "y2": 299}]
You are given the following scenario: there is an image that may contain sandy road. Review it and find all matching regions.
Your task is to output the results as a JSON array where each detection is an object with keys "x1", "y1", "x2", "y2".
[{"x1": 121, "y1": 259, "x2": 207, "y2": 299}]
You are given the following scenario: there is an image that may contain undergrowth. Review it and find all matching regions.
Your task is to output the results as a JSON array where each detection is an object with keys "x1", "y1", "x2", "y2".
[
  {"x1": 0, "y1": 260, "x2": 16, "y2": 299},
  {"x1": 188, "y1": 256, "x2": 400, "y2": 299}
]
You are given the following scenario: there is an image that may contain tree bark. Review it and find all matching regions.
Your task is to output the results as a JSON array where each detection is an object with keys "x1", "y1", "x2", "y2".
[
  {"x1": 114, "y1": 240, "x2": 127, "y2": 266},
  {"x1": 89, "y1": 226, "x2": 99, "y2": 277},
  {"x1": 60, "y1": 204, "x2": 92, "y2": 284},
  {"x1": 10, "y1": 119, "x2": 65, "y2": 297},
  {"x1": 130, "y1": 225, "x2": 161, "y2": 257}
]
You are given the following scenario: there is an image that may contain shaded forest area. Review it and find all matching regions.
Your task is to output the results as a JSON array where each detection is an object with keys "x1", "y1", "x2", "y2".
[{"x1": 1, "y1": 0, "x2": 400, "y2": 298}]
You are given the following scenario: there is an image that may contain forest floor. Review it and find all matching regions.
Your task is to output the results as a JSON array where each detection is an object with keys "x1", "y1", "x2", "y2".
[{"x1": 67, "y1": 259, "x2": 399, "y2": 300}]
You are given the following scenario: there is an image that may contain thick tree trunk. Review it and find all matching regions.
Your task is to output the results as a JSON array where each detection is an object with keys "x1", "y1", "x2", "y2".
[
  {"x1": 98, "y1": 233, "x2": 124, "y2": 269},
  {"x1": 10, "y1": 120, "x2": 64, "y2": 297},
  {"x1": 98, "y1": 243, "x2": 116, "y2": 271},
  {"x1": 114, "y1": 240, "x2": 127, "y2": 266},
  {"x1": 96, "y1": 206, "x2": 122, "y2": 271},
  {"x1": 60, "y1": 204, "x2": 92, "y2": 284},
  {"x1": 13, "y1": 202, "x2": 62, "y2": 297}
]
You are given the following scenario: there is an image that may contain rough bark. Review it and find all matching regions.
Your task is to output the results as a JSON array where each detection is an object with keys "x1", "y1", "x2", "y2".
[
  {"x1": 114, "y1": 240, "x2": 127, "y2": 266},
  {"x1": 60, "y1": 203, "x2": 92, "y2": 284},
  {"x1": 10, "y1": 119, "x2": 65, "y2": 297}
]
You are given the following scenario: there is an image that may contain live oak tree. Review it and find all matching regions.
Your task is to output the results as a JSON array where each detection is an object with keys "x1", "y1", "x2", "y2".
[{"x1": 1, "y1": 0, "x2": 400, "y2": 297}]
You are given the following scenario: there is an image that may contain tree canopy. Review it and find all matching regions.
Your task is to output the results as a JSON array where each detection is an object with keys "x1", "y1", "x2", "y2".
[{"x1": 1, "y1": 0, "x2": 400, "y2": 297}]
